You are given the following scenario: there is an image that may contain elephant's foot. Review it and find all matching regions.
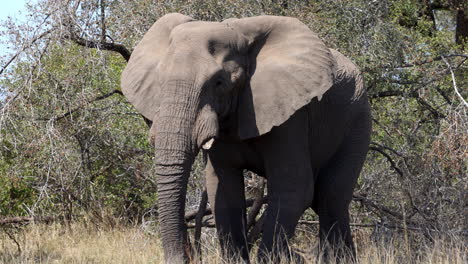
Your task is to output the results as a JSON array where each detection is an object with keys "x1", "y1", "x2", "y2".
[{"x1": 318, "y1": 238, "x2": 357, "y2": 264}]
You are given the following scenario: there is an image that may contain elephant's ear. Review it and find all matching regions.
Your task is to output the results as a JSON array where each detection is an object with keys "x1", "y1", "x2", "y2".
[
  {"x1": 121, "y1": 13, "x2": 194, "y2": 121},
  {"x1": 226, "y1": 16, "x2": 336, "y2": 139}
]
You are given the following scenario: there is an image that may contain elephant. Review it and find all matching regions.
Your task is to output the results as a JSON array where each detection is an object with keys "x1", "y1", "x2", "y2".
[{"x1": 121, "y1": 13, "x2": 371, "y2": 263}]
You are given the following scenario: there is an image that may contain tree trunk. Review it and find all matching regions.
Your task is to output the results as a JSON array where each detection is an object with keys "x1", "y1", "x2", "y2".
[{"x1": 455, "y1": 8, "x2": 467, "y2": 46}]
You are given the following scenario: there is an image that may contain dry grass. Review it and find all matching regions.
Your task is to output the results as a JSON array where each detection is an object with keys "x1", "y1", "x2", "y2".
[
  {"x1": 0, "y1": 223, "x2": 466, "y2": 263},
  {"x1": 1, "y1": 223, "x2": 163, "y2": 263}
]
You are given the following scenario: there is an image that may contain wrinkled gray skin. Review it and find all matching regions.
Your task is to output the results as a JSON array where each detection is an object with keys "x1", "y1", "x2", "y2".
[{"x1": 121, "y1": 13, "x2": 371, "y2": 263}]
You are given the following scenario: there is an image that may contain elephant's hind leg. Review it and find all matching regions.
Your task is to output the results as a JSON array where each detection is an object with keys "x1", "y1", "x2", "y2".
[{"x1": 314, "y1": 111, "x2": 371, "y2": 260}]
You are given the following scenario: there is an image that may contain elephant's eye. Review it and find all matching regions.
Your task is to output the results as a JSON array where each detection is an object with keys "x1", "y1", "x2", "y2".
[{"x1": 215, "y1": 80, "x2": 223, "y2": 87}]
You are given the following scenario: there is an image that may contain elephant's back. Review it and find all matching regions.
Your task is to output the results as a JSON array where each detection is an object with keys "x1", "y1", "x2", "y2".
[{"x1": 329, "y1": 49, "x2": 366, "y2": 104}]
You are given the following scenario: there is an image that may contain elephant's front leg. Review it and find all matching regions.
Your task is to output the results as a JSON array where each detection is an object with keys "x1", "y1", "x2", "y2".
[
  {"x1": 205, "y1": 151, "x2": 249, "y2": 262},
  {"x1": 255, "y1": 109, "x2": 315, "y2": 262},
  {"x1": 258, "y1": 163, "x2": 315, "y2": 262}
]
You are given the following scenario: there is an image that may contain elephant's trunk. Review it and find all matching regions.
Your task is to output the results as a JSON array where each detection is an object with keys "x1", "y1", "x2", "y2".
[
  {"x1": 153, "y1": 80, "x2": 202, "y2": 263},
  {"x1": 154, "y1": 147, "x2": 193, "y2": 263}
]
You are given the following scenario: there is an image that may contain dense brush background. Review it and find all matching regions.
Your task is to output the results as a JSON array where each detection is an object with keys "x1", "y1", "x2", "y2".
[{"x1": 0, "y1": 0, "x2": 466, "y2": 263}]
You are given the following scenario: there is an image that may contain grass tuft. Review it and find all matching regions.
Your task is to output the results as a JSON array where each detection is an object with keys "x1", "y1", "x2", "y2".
[{"x1": 1, "y1": 223, "x2": 466, "y2": 263}]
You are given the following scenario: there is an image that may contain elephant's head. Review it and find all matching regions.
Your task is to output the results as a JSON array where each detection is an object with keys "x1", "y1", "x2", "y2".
[{"x1": 121, "y1": 13, "x2": 335, "y2": 262}]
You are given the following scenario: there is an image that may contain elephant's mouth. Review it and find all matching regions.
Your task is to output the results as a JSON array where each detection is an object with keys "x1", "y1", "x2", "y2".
[
  {"x1": 194, "y1": 104, "x2": 219, "y2": 151},
  {"x1": 201, "y1": 137, "x2": 215, "y2": 150}
]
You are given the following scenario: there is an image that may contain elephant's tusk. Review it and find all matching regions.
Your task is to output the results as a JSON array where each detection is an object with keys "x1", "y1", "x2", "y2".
[{"x1": 202, "y1": 138, "x2": 215, "y2": 150}]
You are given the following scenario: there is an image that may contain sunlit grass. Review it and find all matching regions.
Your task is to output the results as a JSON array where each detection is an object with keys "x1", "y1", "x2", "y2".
[
  {"x1": 1, "y1": 223, "x2": 466, "y2": 263},
  {"x1": 1, "y1": 223, "x2": 163, "y2": 263}
]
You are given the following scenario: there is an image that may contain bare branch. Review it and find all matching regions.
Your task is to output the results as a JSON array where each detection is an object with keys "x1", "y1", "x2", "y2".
[
  {"x1": 0, "y1": 29, "x2": 53, "y2": 76},
  {"x1": 64, "y1": 33, "x2": 131, "y2": 61},
  {"x1": 0, "y1": 216, "x2": 55, "y2": 225},
  {"x1": 441, "y1": 55, "x2": 468, "y2": 107},
  {"x1": 435, "y1": 86, "x2": 453, "y2": 105},
  {"x1": 185, "y1": 208, "x2": 212, "y2": 223},
  {"x1": 184, "y1": 197, "x2": 268, "y2": 222},
  {"x1": 353, "y1": 195, "x2": 407, "y2": 221},
  {"x1": 248, "y1": 213, "x2": 265, "y2": 245},
  {"x1": 369, "y1": 146, "x2": 404, "y2": 178},
  {"x1": 247, "y1": 177, "x2": 266, "y2": 230},
  {"x1": 4, "y1": 229, "x2": 21, "y2": 254},
  {"x1": 194, "y1": 189, "x2": 208, "y2": 257},
  {"x1": 369, "y1": 90, "x2": 405, "y2": 99},
  {"x1": 100, "y1": 0, "x2": 106, "y2": 43},
  {"x1": 53, "y1": 89, "x2": 123, "y2": 121},
  {"x1": 298, "y1": 220, "x2": 462, "y2": 233},
  {"x1": 187, "y1": 219, "x2": 215, "y2": 229},
  {"x1": 414, "y1": 96, "x2": 446, "y2": 119},
  {"x1": 370, "y1": 142, "x2": 404, "y2": 157},
  {"x1": 386, "y1": 54, "x2": 468, "y2": 69},
  {"x1": 370, "y1": 90, "x2": 446, "y2": 119}
]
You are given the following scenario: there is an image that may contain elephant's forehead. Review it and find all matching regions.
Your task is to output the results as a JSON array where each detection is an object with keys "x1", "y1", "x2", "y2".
[{"x1": 170, "y1": 21, "x2": 241, "y2": 46}]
